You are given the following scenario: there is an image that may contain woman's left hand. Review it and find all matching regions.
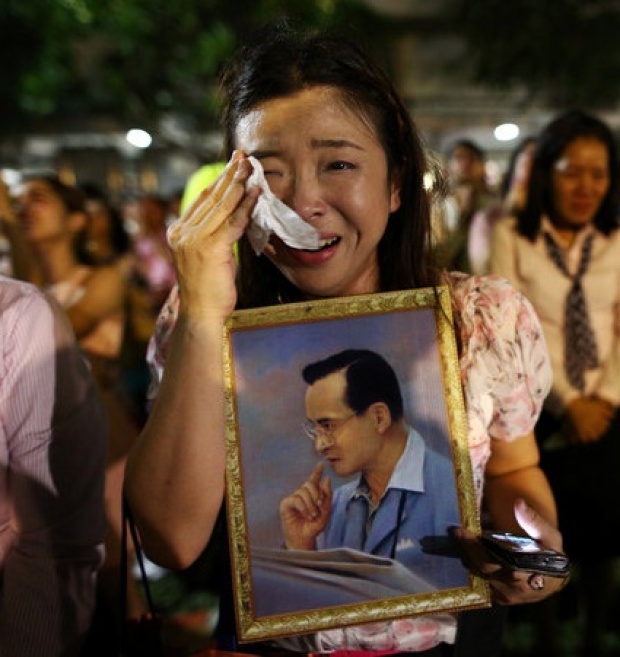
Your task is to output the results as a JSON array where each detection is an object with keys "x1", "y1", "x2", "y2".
[
  {"x1": 452, "y1": 498, "x2": 569, "y2": 605},
  {"x1": 564, "y1": 395, "x2": 614, "y2": 444}
]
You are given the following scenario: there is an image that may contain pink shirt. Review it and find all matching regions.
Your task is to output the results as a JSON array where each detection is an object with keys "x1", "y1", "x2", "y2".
[
  {"x1": 0, "y1": 276, "x2": 107, "y2": 656},
  {"x1": 146, "y1": 272, "x2": 551, "y2": 653},
  {"x1": 490, "y1": 216, "x2": 620, "y2": 416},
  {"x1": 133, "y1": 232, "x2": 177, "y2": 295}
]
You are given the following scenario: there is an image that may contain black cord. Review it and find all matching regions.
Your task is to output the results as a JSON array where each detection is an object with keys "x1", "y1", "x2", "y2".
[
  {"x1": 388, "y1": 490, "x2": 407, "y2": 560},
  {"x1": 120, "y1": 497, "x2": 163, "y2": 656},
  {"x1": 367, "y1": 489, "x2": 407, "y2": 559},
  {"x1": 124, "y1": 499, "x2": 158, "y2": 612}
]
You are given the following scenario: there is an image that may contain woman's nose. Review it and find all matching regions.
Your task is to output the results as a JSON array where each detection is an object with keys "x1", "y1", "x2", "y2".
[{"x1": 282, "y1": 173, "x2": 325, "y2": 222}]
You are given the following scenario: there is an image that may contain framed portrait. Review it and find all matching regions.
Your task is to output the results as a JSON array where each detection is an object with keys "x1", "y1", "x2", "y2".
[{"x1": 222, "y1": 286, "x2": 490, "y2": 643}]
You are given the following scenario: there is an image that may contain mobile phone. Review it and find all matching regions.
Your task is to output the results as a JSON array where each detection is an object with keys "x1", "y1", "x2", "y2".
[{"x1": 481, "y1": 531, "x2": 570, "y2": 577}]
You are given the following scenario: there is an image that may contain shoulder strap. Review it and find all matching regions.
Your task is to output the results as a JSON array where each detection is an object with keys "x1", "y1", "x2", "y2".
[{"x1": 120, "y1": 497, "x2": 164, "y2": 656}]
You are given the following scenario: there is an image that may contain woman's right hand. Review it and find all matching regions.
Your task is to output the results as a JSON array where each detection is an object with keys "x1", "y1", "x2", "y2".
[{"x1": 166, "y1": 151, "x2": 260, "y2": 322}]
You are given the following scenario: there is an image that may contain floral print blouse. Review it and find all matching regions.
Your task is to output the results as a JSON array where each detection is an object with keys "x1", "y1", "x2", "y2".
[{"x1": 145, "y1": 271, "x2": 552, "y2": 654}]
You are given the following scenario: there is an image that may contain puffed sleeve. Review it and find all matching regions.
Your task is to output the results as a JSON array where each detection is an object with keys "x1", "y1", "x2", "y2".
[
  {"x1": 450, "y1": 271, "x2": 552, "y2": 442},
  {"x1": 146, "y1": 284, "x2": 180, "y2": 399}
]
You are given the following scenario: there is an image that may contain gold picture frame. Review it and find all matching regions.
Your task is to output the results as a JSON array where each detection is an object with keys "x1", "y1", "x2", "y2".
[{"x1": 222, "y1": 286, "x2": 489, "y2": 643}]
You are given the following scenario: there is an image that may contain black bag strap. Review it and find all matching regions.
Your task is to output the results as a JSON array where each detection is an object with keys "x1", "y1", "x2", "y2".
[{"x1": 120, "y1": 496, "x2": 162, "y2": 655}]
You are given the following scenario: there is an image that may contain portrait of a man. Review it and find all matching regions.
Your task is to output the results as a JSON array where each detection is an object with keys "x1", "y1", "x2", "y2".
[
  {"x1": 252, "y1": 349, "x2": 467, "y2": 617},
  {"x1": 223, "y1": 290, "x2": 484, "y2": 640}
]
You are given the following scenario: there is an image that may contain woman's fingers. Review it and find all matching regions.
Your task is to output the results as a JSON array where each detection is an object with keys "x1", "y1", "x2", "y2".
[
  {"x1": 513, "y1": 498, "x2": 564, "y2": 552},
  {"x1": 451, "y1": 526, "x2": 503, "y2": 578},
  {"x1": 185, "y1": 157, "x2": 241, "y2": 226},
  {"x1": 167, "y1": 153, "x2": 253, "y2": 248},
  {"x1": 452, "y1": 524, "x2": 568, "y2": 605},
  {"x1": 184, "y1": 154, "x2": 247, "y2": 230}
]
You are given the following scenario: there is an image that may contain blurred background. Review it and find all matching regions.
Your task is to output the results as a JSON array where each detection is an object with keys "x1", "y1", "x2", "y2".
[{"x1": 2, "y1": 0, "x2": 620, "y2": 199}]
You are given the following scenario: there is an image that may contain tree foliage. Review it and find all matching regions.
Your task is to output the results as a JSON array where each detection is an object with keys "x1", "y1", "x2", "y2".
[
  {"x1": 0, "y1": 0, "x2": 392, "y2": 138},
  {"x1": 445, "y1": 0, "x2": 620, "y2": 109}
]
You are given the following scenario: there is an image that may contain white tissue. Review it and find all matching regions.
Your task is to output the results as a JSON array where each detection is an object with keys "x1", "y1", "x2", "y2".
[{"x1": 245, "y1": 156, "x2": 321, "y2": 255}]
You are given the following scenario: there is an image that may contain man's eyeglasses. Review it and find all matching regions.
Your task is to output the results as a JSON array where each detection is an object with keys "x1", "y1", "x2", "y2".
[{"x1": 302, "y1": 412, "x2": 357, "y2": 443}]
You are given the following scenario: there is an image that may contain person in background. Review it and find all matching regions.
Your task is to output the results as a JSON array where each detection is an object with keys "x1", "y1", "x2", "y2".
[
  {"x1": 132, "y1": 192, "x2": 177, "y2": 313},
  {"x1": 468, "y1": 137, "x2": 537, "y2": 275},
  {"x1": 497, "y1": 137, "x2": 538, "y2": 218},
  {"x1": 79, "y1": 182, "x2": 151, "y2": 428},
  {"x1": 9, "y1": 174, "x2": 146, "y2": 651},
  {"x1": 490, "y1": 109, "x2": 620, "y2": 657},
  {"x1": 123, "y1": 193, "x2": 177, "y2": 421},
  {"x1": 125, "y1": 21, "x2": 567, "y2": 656},
  {"x1": 434, "y1": 138, "x2": 499, "y2": 273},
  {"x1": 80, "y1": 183, "x2": 133, "y2": 270},
  {"x1": 0, "y1": 275, "x2": 107, "y2": 656}
]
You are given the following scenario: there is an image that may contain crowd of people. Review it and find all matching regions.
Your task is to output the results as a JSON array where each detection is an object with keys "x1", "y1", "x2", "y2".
[
  {"x1": 0, "y1": 17, "x2": 619, "y2": 657},
  {"x1": 432, "y1": 109, "x2": 620, "y2": 656},
  {"x1": 490, "y1": 110, "x2": 620, "y2": 657}
]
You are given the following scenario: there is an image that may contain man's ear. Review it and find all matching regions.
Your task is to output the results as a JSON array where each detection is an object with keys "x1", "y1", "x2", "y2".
[{"x1": 370, "y1": 402, "x2": 392, "y2": 433}]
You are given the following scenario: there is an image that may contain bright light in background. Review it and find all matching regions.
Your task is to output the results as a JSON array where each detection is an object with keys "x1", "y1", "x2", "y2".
[
  {"x1": 494, "y1": 123, "x2": 520, "y2": 142},
  {"x1": 0, "y1": 168, "x2": 21, "y2": 189},
  {"x1": 125, "y1": 128, "x2": 152, "y2": 148}
]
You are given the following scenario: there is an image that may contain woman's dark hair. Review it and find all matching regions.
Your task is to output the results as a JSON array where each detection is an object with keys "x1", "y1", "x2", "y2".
[
  {"x1": 500, "y1": 135, "x2": 537, "y2": 199},
  {"x1": 302, "y1": 348, "x2": 404, "y2": 421},
  {"x1": 80, "y1": 182, "x2": 131, "y2": 259},
  {"x1": 219, "y1": 20, "x2": 439, "y2": 308},
  {"x1": 23, "y1": 173, "x2": 94, "y2": 264},
  {"x1": 516, "y1": 109, "x2": 620, "y2": 240},
  {"x1": 447, "y1": 138, "x2": 485, "y2": 163},
  {"x1": 23, "y1": 172, "x2": 85, "y2": 214}
]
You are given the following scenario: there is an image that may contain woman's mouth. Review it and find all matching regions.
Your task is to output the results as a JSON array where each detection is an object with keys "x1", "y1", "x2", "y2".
[{"x1": 291, "y1": 236, "x2": 341, "y2": 264}]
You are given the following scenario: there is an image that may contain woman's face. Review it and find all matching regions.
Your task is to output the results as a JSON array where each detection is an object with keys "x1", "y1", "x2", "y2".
[
  {"x1": 551, "y1": 136, "x2": 610, "y2": 233},
  {"x1": 234, "y1": 86, "x2": 401, "y2": 298},
  {"x1": 85, "y1": 199, "x2": 112, "y2": 242},
  {"x1": 16, "y1": 179, "x2": 76, "y2": 244}
]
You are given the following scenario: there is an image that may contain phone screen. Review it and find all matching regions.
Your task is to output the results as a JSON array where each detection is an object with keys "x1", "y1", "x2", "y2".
[
  {"x1": 487, "y1": 533, "x2": 548, "y2": 553},
  {"x1": 481, "y1": 531, "x2": 570, "y2": 576}
]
